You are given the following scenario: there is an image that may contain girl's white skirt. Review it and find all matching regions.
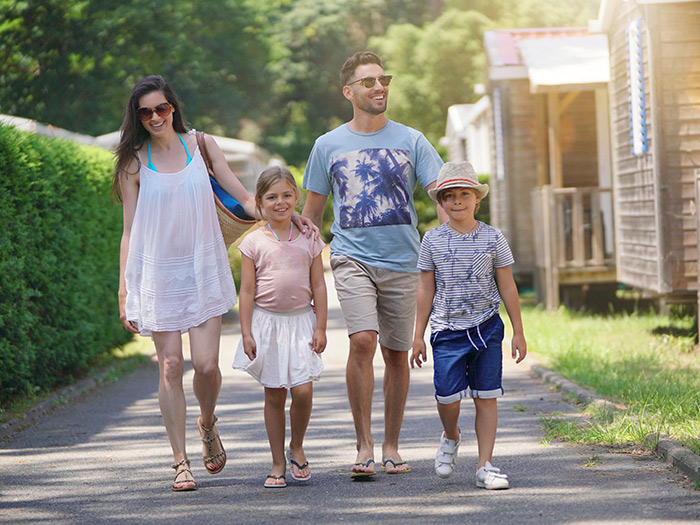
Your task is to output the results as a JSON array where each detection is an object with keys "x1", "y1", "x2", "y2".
[{"x1": 233, "y1": 306, "x2": 324, "y2": 388}]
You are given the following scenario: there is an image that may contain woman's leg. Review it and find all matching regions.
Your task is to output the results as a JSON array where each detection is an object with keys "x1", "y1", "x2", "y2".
[
  {"x1": 152, "y1": 330, "x2": 194, "y2": 489},
  {"x1": 189, "y1": 316, "x2": 226, "y2": 471},
  {"x1": 289, "y1": 382, "x2": 313, "y2": 478},
  {"x1": 264, "y1": 387, "x2": 288, "y2": 479}
]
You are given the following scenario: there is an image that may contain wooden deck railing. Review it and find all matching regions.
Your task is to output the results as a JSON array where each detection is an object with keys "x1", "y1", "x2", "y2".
[{"x1": 532, "y1": 185, "x2": 615, "y2": 308}]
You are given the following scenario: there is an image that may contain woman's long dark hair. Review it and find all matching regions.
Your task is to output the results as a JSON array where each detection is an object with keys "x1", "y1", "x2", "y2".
[{"x1": 111, "y1": 75, "x2": 190, "y2": 201}]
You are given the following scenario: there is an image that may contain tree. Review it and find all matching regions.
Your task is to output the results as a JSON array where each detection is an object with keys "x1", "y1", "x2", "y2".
[
  {"x1": 0, "y1": 0, "x2": 271, "y2": 137},
  {"x1": 371, "y1": 9, "x2": 492, "y2": 145}
]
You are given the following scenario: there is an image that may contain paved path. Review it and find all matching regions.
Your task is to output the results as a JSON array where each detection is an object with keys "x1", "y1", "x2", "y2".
[{"x1": 1, "y1": 272, "x2": 699, "y2": 524}]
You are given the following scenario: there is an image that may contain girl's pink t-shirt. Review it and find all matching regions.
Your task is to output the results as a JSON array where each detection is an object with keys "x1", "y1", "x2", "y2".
[{"x1": 238, "y1": 228, "x2": 325, "y2": 312}]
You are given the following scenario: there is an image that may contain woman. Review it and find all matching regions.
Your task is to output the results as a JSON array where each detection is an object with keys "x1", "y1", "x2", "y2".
[{"x1": 113, "y1": 75, "x2": 315, "y2": 491}]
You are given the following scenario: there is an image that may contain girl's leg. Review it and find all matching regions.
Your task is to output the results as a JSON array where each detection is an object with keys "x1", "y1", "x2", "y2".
[
  {"x1": 152, "y1": 331, "x2": 194, "y2": 489},
  {"x1": 289, "y1": 382, "x2": 313, "y2": 478},
  {"x1": 437, "y1": 400, "x2": 461, "y2": 441},
  {"x1": 264, "y1": 387, "x2": 288, "y2": 479},
  {"x1": 473, "y1": 397, "x2": 498, "y2": 468},
  {"x1": 189, "y1": 316, "x2": 226, "y2": 471}
]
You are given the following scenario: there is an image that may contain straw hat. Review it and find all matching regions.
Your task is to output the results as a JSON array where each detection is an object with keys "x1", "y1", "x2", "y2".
[{"x1": 428, "y1": 161, "x2": 489, "y2": 201}]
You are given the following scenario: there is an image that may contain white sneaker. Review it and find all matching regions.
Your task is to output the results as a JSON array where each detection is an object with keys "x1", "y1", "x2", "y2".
[
  {"x1": 434, "y1": 431, "x2": 460, "y2": 479},
  {"x1": 475, "y1": 461, "x2": 510, "y2": 489}
]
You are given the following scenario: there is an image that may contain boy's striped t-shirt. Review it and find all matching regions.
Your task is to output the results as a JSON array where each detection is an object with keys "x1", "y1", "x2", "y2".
[{"x1": 417, "y1": 222, "x2": 514, "y2": 332}]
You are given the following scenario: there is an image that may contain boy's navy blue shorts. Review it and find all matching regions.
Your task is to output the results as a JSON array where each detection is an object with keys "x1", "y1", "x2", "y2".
[{"x1": 430, "y1": 314, "x2": 505, "y2": 404}]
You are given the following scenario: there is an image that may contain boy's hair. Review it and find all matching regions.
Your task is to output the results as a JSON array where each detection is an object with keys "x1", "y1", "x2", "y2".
[
  {"x1": 340, "y1": 51, "x2": 384, "y2": 86},
  {"x1": 255, "y1": 166, "x2": 298, "y2": 217},
  {"x1": 437, "y1": 187, "x2": 482, "y2": 214}
]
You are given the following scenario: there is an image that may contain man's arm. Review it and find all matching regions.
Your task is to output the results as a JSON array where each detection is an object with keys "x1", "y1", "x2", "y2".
[
  {"x1": 302, "y1": 190, "x2": 329, "y2": 230},
  {"x1": 425, "y1": 181, "x2": 449, "y2": 224}
]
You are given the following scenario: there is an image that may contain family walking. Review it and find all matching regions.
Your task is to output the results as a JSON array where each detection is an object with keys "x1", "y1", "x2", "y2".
[{"x1": 114, "y1": 51, "x2": 527, "y2": 493}]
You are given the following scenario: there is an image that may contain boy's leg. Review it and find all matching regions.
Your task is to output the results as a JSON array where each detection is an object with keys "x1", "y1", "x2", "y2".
[
  {"x1": 437, "y1": 399, "x2": 461, "y2": 442},
  {"x1": 473, "y1": 397, "x2": 498, "y2": 468},
  {"x1": 264, "y1": 387, "x2": 288, "y2": 479},
  {"x1": 289, "y1": 382, "x2": 313, "y2": 478}
]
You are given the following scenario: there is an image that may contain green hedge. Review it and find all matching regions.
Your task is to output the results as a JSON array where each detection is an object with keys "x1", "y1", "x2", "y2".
[{"x1": 0, "y1": 125, "x2": 131, "y2": 404}]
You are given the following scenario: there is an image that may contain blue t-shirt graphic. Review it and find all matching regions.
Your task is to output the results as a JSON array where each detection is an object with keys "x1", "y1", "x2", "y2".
[{"x1": 303, "y1": 121, "x2": 443, "y2": 273}]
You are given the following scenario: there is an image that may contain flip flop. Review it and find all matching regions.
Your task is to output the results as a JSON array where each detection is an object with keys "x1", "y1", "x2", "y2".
[
  {"x1": 350, "y1": 458, "x2": 376, "y2": 479},
  {"x1": 286, "y1": 449, "x2": 311, "y2": 481},
  {"x1": 382, "y1": 458, "x2": 412, "y2": 474},
  {"x1": 264, "y1": 474, "x2": 287, "y2": 488}
]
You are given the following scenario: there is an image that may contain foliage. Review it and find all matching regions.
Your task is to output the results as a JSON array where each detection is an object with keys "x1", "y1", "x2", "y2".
[
  {"x1": 0, "y1": 125, "x2": 131, "y2": 403},
  {"x1": 371, "y1": 9, "x2": 492, "y2": 145},
  {"x1": 0, "y1": 0, "x2": 271, "y2": 138}
]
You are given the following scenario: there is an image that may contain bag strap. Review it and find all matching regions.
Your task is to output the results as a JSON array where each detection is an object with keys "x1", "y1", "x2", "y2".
[{"x1": 195, "y1": 131, "x2": 215, "y2": 178}]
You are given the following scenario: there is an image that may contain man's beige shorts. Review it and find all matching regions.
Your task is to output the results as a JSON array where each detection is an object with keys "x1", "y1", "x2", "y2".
[{"x1": 330, "y1": 255, "x2": 420, "y2": 351}]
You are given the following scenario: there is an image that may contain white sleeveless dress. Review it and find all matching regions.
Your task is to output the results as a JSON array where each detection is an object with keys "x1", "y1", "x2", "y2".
[{"x1": 124, "y1": 137, "x2": 237, "y2": 335}]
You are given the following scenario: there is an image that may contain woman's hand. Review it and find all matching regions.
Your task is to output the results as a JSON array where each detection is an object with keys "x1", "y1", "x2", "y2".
[{"x1": 119, "y1": 291, "x2": 140, "y2": 333}]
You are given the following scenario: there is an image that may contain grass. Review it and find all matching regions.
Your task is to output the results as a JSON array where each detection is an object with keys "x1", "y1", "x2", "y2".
[
  {"x1": 511, "y1": 300, "x2": 700, "y2": 457},
  {"x1": 0, "y1": 337, "x2": 153, "y2": 426}
]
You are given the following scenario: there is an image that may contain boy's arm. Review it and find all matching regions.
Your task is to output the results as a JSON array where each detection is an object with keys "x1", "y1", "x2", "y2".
[
  {"x1": 411, "y1": 270, "x2": 436, "y2": 368},
  {"x1": 239, "y1": 254, "x2": 257, "y2": 360},
  {"x1": 495, "y1": 265, "x2": 527, "y2": 363},
  {"x1": 309, "y1": 254, "x2": 327, "y2": 354}
]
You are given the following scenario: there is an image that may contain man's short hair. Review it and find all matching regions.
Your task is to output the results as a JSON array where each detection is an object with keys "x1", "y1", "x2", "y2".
[{"x1": 340, "y1": 51, "x2": 384, "y2": 86}]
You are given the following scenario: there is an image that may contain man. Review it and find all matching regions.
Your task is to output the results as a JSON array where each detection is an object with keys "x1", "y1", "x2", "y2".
[{"x1": 302, "y1": 51, "x2": 446, "y2": 477}]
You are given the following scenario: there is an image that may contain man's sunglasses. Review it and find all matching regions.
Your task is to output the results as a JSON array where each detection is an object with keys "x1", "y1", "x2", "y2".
[
  {"x1": 137, "y1": 102, "x2": 173, "y2": 121},
  {"x1": 346, "y1": 75, "x2": 393, "y2": 88}
]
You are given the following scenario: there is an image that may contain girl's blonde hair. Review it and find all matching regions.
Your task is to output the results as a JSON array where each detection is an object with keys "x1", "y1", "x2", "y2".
[{"x1": 255, "y1": 166, "x2": 299, "y2": 218}]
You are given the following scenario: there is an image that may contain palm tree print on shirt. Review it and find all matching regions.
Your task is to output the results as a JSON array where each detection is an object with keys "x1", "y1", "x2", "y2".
[{"x1": 331, "y1": 148, "x2": 413, "y2": 229}]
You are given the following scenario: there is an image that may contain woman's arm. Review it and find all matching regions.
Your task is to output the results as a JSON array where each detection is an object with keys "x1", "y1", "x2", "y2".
[
  {"x1": 118, "y1": 158, "x2": 140, "y2": 334},
  {"x1": 204, "y1": 134, "x2": 318, "y2": 236}
]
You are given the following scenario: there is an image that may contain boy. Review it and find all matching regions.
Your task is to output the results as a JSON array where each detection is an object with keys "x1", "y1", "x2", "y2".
[{"x1": 410, "y1": 161, "x2": 527, "y2": 489}]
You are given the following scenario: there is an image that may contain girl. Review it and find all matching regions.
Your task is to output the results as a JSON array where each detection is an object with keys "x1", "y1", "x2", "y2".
[
  {"x1": 233, "y1": 167, "x2": 327, "y2": 488},
  {"x1": 114, "y1": 76, "x2": 316, "y2": 492}
]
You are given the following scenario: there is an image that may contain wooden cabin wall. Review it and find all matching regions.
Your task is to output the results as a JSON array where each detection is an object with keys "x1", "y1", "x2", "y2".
[
  {"x1": 654, "y1": 1, "x2": 700, "y2": 295},
  {"x1": 608, "y1": 1, "x2": 665, "y2": 293},
  {"x1": 489, "y1": 79, "x2": 538, "y2": 285},
  {"x1": 561, "y1": 91, "x2": 599, "y2": 188}
]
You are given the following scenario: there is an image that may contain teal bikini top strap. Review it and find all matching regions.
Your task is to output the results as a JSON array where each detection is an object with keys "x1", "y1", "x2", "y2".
[
  {"x1": 146, "y1": 134, "x2": 192, "y2": 172},
  {"x1": 178, "y1": 133, "x2": 193, "y2": 164},
  {"x1": 147, "y1": 138, "x2": 156, "y2": 171}
]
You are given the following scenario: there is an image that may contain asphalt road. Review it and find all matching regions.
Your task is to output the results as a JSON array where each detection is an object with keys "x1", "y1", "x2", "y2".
[{"x1": 1, "y1": 272, "x2": 699, "y2": 524}]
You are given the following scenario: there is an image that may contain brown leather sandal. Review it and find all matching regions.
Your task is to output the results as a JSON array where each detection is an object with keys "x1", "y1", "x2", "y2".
[
  {"x1": 171, "y1": 458, "x2": 196, "y2": 491},
  {"x1": 198, "y1": 416, "x2": 226, "y2": 474}
]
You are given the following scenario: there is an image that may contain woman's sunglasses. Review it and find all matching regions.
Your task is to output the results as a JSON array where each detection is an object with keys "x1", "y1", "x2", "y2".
[
  {"x1": 346, "y1": 75, "x2": 393, "y2": 88},
  {"x1": 137, "y1": 102, "x2": 173, "y2": 121}
]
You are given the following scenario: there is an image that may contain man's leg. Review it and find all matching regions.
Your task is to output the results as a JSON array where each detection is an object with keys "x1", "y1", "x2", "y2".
[
  {"x1": 380, "y1": 344, "x2": 410, "y2": 469},
  {"x1": 347, "y1": 330, "x2": 378, "y2": 471}
]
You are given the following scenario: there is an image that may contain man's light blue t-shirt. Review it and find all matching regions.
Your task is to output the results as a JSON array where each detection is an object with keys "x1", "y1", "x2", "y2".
[{"x1": 303, "y1": 121, "x2": 443, "y2": 273}]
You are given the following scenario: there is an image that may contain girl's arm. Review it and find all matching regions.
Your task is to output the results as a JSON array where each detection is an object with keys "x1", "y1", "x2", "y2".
[
  {"x1": 495, "y1": 265, "x2": 527, "y2": 363},
  {"x1": 239, "y1": 254, "x2": 257, "y2": 360},
  {"x1": 411, "y1": 270, "x2": 436, "y2": 368},
  {"x1": 309, "y1": 254, "x2": 327, "y2": 354},
  {"x1": 204, "y1": 134, "x2": 318, "y2": 237},
  {"x1": 118, "y1": 158, "x2": 140, "y2": 334}
]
